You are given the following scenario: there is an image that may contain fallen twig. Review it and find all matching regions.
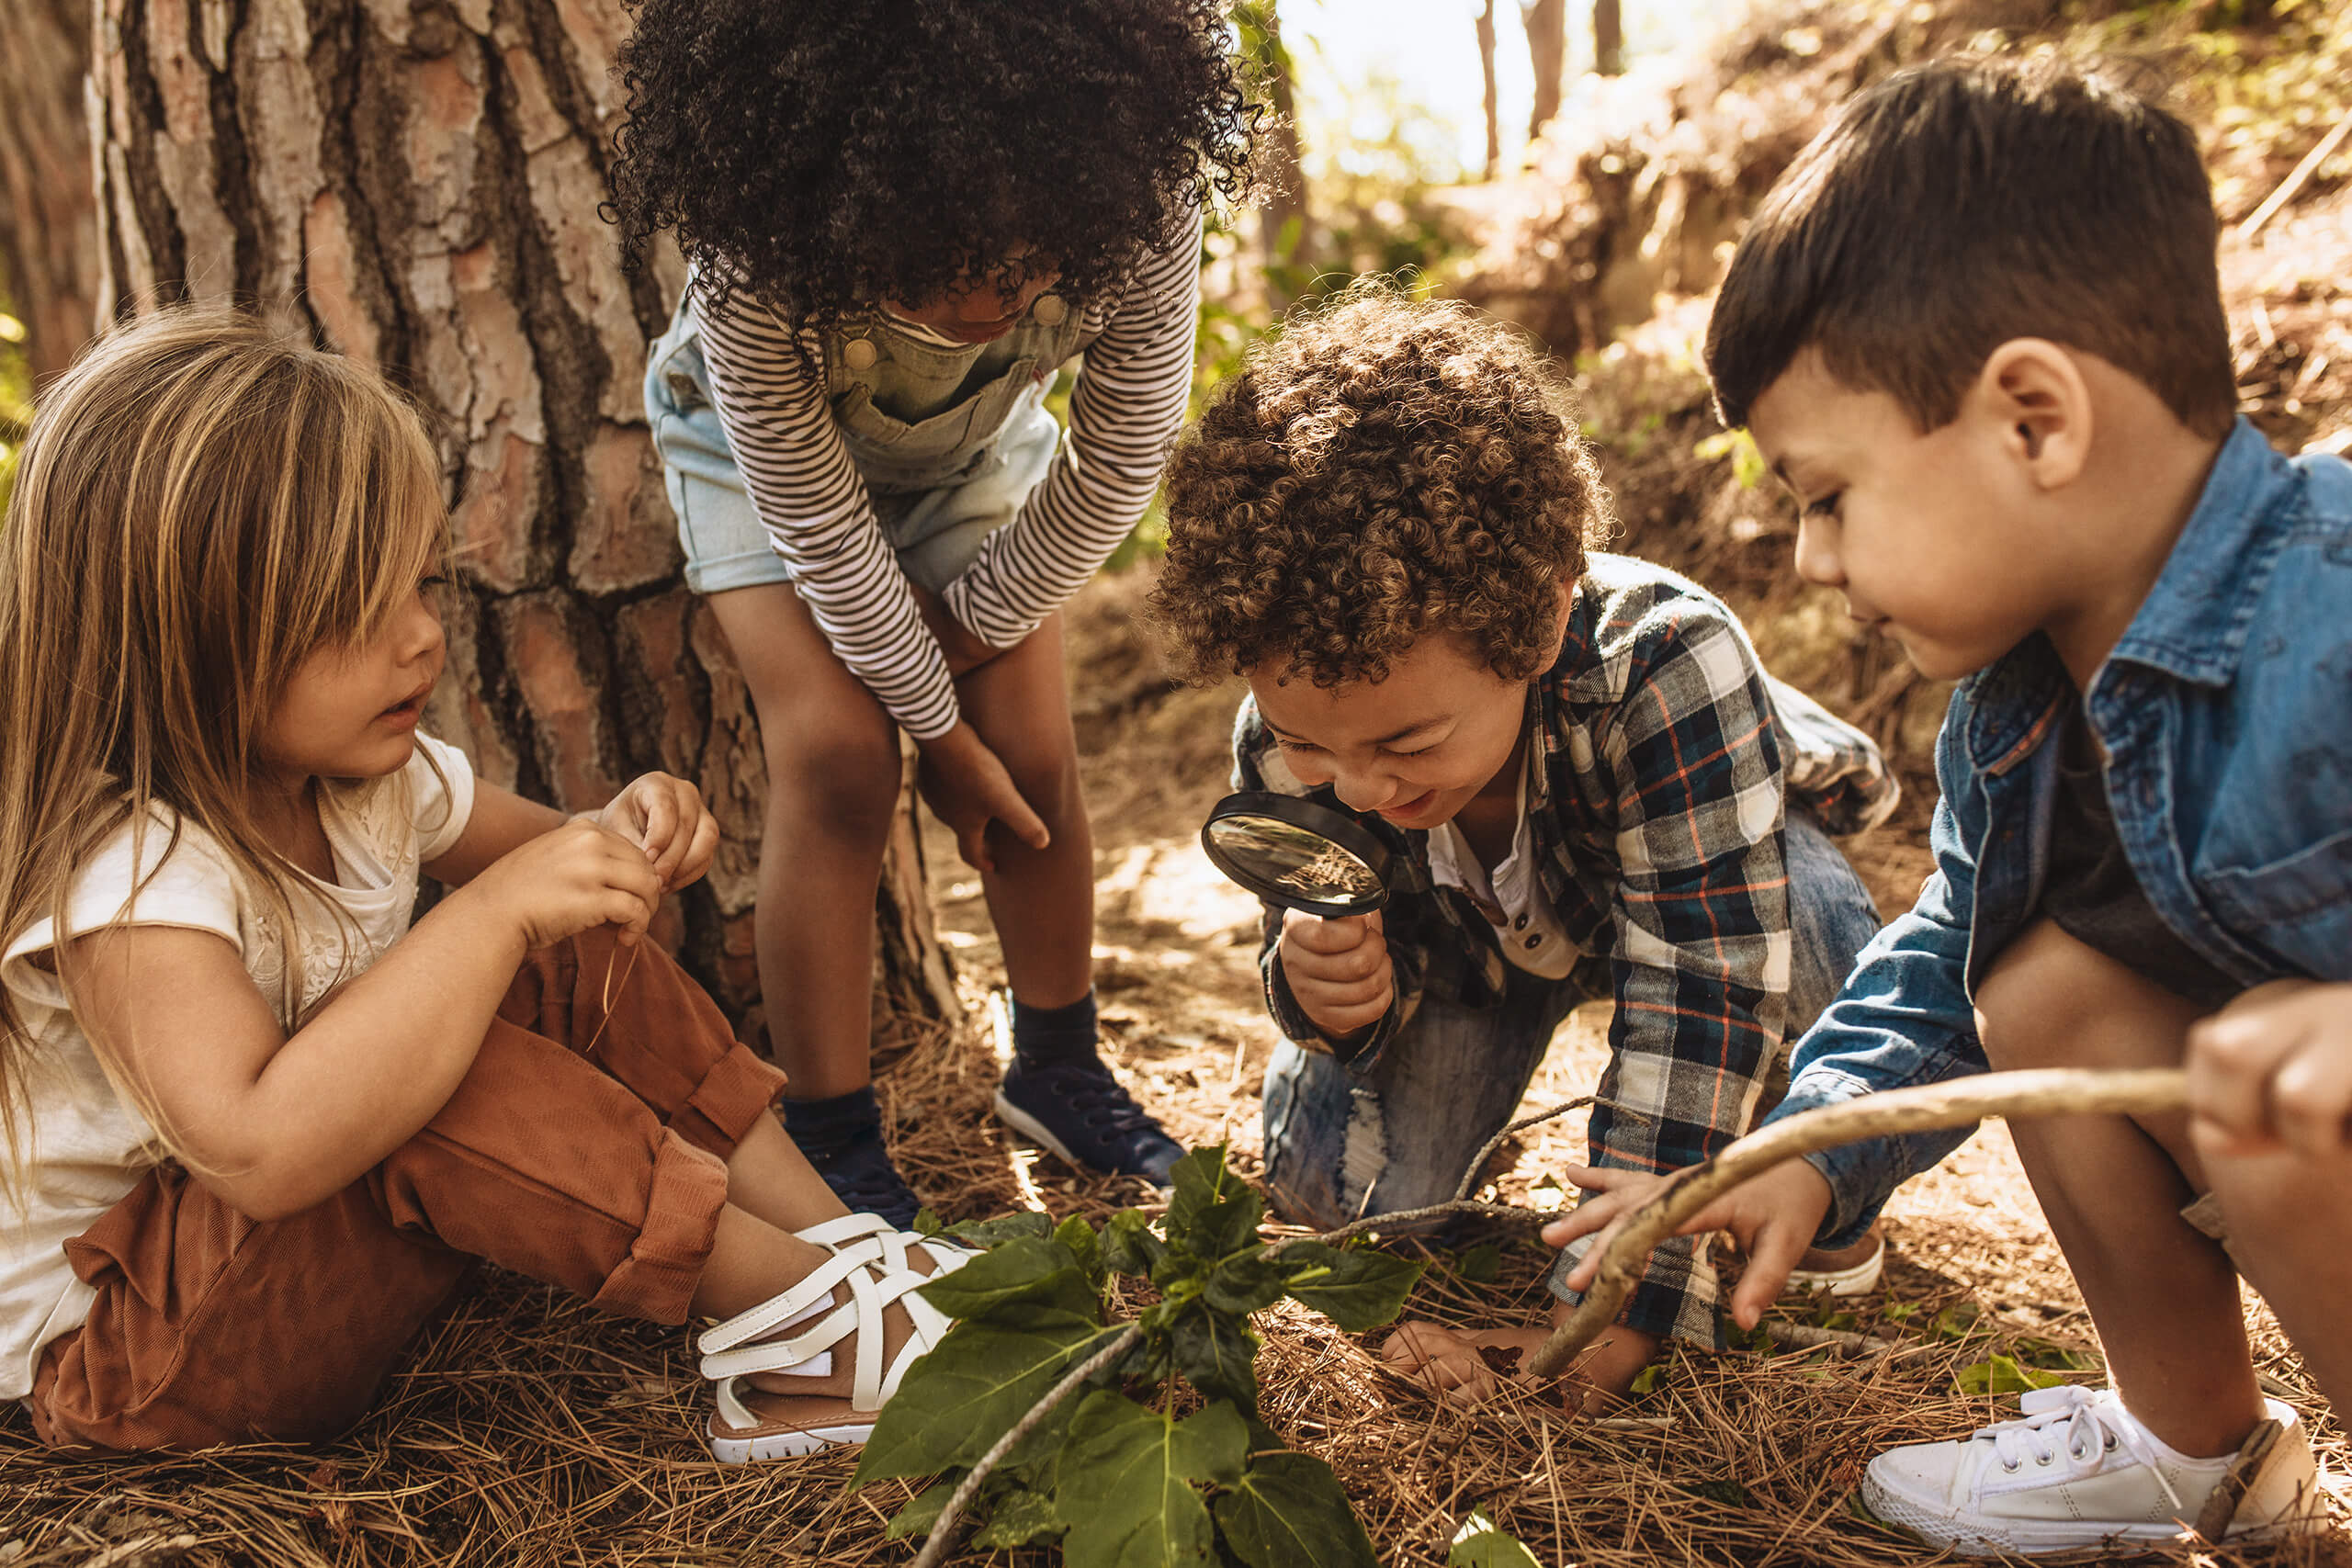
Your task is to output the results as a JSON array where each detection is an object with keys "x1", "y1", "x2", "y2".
[
  {"x1": 909, "y1": 1324, "x2": 1144, "y2": 1568},
  {"x1": 2238, "y1": 106, "x2": 2352, "y2": 243},
  {"x1": 1525, "y1": 1067, "x2": 2188, "y2": 1379},
  {"x1": 1758, "y1": 1320, "x2": 1908, "y2": 1359}
]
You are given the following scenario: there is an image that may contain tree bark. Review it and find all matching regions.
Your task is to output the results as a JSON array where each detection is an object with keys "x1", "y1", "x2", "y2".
[
  {"x1": 0, "y1": 0, "x2": 102, "y2": 387},
  {"x1": 1521, "y1": 0, "x2": 1566, "y2": 142},
  {"x1": 1476, "y1": 0, "x2": 1501, "y2": 180},
  {"x1": 1593, "y1": 0, "x2": 1624, "y2": 77},
  {"x1": 1235, "y1": 2, "x2": 1309, "y2": 301},
  {"x1": 85, "y1": 0, "x2": 957, "y2": 1035}
]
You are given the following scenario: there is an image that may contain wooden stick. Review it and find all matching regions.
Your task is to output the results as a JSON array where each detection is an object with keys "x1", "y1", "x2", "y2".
[
  {"x1": 2238, "y1": 106, "x2": 2352, "y2": 243},
  {"x1": 1524, "y1": 1067, "x2": 2188, "y2": 1379}
]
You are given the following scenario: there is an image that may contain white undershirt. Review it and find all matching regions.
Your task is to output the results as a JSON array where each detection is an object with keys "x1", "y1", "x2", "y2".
[{"x1": 1425, "y1": 750, "x2": 1579, "y2": 979}]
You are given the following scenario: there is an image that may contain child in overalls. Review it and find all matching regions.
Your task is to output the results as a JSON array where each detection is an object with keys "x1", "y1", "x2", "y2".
[{"x1": 607, "y1": 0, "x2": 1257, "y2": 1224}]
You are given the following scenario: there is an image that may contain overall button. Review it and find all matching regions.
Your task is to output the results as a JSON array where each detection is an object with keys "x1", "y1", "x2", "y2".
[
  {"x1": 1524, "y1": 934, "x2": 1544, "y2": 950},
  {"x1": 841, "y1": 337, "x2": 879, "y2": 371},
  {"x1": 1512, "y1": 913, "x2": 1528, "y2": 930},
  {"x1": 1032, "y1": 294, "x2": 1069, "y2": 327},
  {"x1": 662, "y1": 369, "x2": 705, "y2": 412}
]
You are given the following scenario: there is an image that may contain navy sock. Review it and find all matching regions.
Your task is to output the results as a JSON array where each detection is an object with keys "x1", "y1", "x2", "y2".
[
  {"x1": 779, "y1": 1084, "x2": 881, "y2": 1154},
  {"x1": 1011, "y1": 991, "x2": 1100, "y2": 1066}
]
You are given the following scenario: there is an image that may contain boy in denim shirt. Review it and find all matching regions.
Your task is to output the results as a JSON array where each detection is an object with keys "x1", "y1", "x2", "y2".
[
  {"x1": 1555, "y1": 57, "x2": 2346, "y2": 1552},
  {"x1": 1148, "y1": 290, "x2": 1896, "y2": 1404}
]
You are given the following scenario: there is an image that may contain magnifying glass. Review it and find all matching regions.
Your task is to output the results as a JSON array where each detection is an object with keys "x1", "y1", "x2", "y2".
[{"x1": 1199, "y1": 791, "x2": 1392, "y2": 918}]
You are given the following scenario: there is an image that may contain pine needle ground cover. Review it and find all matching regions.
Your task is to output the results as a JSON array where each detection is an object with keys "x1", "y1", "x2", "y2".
[{"x1": 3, "y1": 993, "x2": 2344, "y2": 1566}]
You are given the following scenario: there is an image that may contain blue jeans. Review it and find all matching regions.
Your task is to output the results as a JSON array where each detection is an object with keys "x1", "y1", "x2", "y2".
[{"x1": 1261, "y1": 810, "x2": 1883, "y2": 1245}]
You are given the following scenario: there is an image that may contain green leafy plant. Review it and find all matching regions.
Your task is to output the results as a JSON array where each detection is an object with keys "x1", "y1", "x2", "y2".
[
  {"x1": 854, "y1": 1145, "x2": 1425, "y2": 1567},
  {"x1": 1447, "y1": 1507, "x2": 1544, "y2": 1567}
]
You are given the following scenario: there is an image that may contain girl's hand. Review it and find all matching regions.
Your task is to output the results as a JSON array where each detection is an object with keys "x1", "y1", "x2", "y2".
[
  {"x1": 463, "y1": 816, "x2": 665, "y2": 952},
  {"x1": 916, "y1": 721, "x2": 1049, "y2": 873},
  {"x1": 1545, "y1": 1159, "x2": 1834, "y2": 1331},
  {"x1": 594, "y1": 771, "x2": 719, "y2": 891},
  {"x1": 1278, "y1": 908, "x2": 1393, "y2": 1044},
  {"x1": 2188, "y1": 979, "x2": 2352, "y2": 1163}
]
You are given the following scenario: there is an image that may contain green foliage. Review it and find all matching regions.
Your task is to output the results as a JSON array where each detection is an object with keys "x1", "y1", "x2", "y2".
[
  {"x1": 1952, "y1": 1354, "x2": 2068, "y2": 1398},
  {"x1": 856, "y1": 1145, "x2": 1424, "y2": 1568},
  {"x1": 1447, "y1": 1507, "x2": 1544, "y2": 1567}
]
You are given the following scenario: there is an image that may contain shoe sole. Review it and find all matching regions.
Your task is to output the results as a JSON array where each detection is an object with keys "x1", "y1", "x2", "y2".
[
  {"x1": 707, "y1": 1417, "x2": 876, "y2": 1464},
  {"x1": 1782, "y1": 1241, "x2": 1884, "y2": 1298},
  {"x1": 993, "y1": 1090, "x2": 1172, "y2": 1187},
  {"x1": 1854, "y1": 1476, "x2": 2324, "y2": 1557}
]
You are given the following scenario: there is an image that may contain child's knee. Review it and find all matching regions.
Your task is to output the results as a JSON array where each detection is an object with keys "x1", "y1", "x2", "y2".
[
  {"x1": 763, "y1": 719, "x2": 901, "y2": 834},
  {"x1": 1973, "y1": 919, "x2": 2195, "y2": 1070}
]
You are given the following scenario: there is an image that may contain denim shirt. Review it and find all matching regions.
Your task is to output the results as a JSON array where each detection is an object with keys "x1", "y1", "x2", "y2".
[{"x1": 1767, "y1": 420, "x2": 2352, "y2": 1247}]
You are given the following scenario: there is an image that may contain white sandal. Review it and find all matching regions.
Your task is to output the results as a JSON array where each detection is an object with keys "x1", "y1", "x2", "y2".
[{"x1": 697, "y1": 1222, "x2": 975, "y2": 1463}]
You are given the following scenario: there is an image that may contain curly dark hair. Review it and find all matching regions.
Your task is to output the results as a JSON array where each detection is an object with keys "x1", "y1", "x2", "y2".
[
  {"x1": 606, "y1": 0, "x2": 1255, "y2": 330},
  {"x1": 1150, "y1": 288, "x2": 1608, "y2": 689}
]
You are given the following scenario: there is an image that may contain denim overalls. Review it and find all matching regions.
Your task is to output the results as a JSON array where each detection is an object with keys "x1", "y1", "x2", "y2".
[{"x1": 644, "y1": 283, "x2": 1089, "y2": 595}]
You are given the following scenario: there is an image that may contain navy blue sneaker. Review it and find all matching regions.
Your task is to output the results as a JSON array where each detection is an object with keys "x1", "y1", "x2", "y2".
[
  {"x1": 803, "y1": 1126, "x2": 922, "y2": 1230},
  {"x1": 995, "y1": 1053, "x2": 1185, "y2": 1185}
]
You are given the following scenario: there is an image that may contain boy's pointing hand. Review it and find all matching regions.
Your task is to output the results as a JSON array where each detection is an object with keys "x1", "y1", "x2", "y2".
[{"x1": 1280, "y1": 908, "x2": 1394, "y2": 1046}]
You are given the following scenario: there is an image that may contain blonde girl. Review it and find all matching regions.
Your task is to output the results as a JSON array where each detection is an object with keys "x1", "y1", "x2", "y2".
[{"x1": 0, "y1": 309, "x2": 967, "y2": 1460}]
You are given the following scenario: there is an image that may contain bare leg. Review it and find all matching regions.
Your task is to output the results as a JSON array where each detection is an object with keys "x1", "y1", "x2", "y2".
[
  {"x1": 1974, "y1": 919, "x2": 2261, "y2": 1457},
  {"x1": 956, "y1": 611, "x2": 1094, "y2": 1009},
  {"x1": 706, "y1": 583, "x2": 902, "y2": 1100},
  {"x1": 726, "y1": 1112, "x2": 854, "y2": 1234},
  {"x1": 2203, "y1": 1142, "x2": 2352, "y2": 1414}
]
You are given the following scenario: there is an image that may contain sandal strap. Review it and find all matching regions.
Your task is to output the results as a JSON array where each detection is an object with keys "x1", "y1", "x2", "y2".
[
  {"x1": 697, "y1": 1240, "x2": 972, "y2": 1412},
  {"x1": 796, "y1": 1213, "x2": 901, "y2": 1250}
]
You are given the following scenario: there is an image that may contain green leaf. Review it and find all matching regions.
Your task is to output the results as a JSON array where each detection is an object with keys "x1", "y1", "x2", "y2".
[
  {"x1": 1055, "y1": 1392, "x2": 1249, "y2": 1568},
  {"x1": 1217, "y1": 1450, "x2": 1379, "y2": 1568},
  {"x1": 1165, "y1": 1145, "x2": 1264, "y2": 1263},
  {"x1": 1274, "y1": 1242, "x2": 1424, "y2": 1332},
  {"x1": 917, "y1": 1235, "x2": 1101, "y2": 1325},
  {"x1": 946, "y1": 1210, "x2": 1058, "y2": 1247},
  {"x1": 1102, "y1": 1209, "x2": 1167, "y2": 1277},
  {"x1": 1204, "y1": 1250, "x2": 1291, "y2": 1315},
  {"x1": 1627, "y1": 1362, "x2": 1667, "y2": 1396},
  {"x1": 912, "y1": 1208, "x2": 944, "y2": 1238},
  {"x1": 854, "y1": 1321, "x2": 1121, "y2": 1484},
  {"x1": 1932, "y1": 1302, "x2": 1985, "y2": 1341},
  {"x1": 1445, "y1": 1507, "x2": 1542, "y2": 1568},
  {"x1": 1058, "y1": 1213, "x2": 1106, "y2": 1290},
  {"x1": 1953, "y1": 1354, "x2": 2067, "y2": 1397},
  {"x1": 885, "y1": 1475, "x2": 960, "y2": 1540},
  {"x1": 1453, "y1": 1243, "x2": 1503, "y2": 1283},
  {"x1": 973, "y1": 1482, "x2": 1066, "y2": 1550},
  {"x1": 1170, "y1": 1300, "x2": 1261, "y2": 1411},
  {"x1": 1694, "y1": 1477, "x2": 1753, "y2": 1507}
]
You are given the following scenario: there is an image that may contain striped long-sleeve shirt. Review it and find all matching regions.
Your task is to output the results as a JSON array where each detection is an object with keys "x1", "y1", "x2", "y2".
[{"x1": 692, "y1": 216, "x2": 1202, "y2": 739}]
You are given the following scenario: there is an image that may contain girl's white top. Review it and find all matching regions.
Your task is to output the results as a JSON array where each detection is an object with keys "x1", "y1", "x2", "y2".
[{"x1": 0, "y1": 735, "x2": 476, "y2": 1400}]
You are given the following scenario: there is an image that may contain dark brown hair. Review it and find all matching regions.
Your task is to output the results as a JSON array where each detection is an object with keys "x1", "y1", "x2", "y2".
[
  {"x1": 1706, "y1": 55, "x2": 2235, "y2": 437},
  {"x1": 1151, "y1": 288, "x2": 1607, "y2": 688}
]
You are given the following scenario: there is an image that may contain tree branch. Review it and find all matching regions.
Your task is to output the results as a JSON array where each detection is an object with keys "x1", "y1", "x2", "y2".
[
  {"x1": 910, "y1": 1324, "x2": 1144, "y2": 1568},
  {"x1": 1523, "y1": 1066, "x2": 2188, "y2": 1379}
]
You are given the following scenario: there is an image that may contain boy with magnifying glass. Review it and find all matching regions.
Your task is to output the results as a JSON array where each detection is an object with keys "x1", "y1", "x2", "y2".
[{"x1": 1148, "y1": 288, "x2": 1897, "y2": 1407}]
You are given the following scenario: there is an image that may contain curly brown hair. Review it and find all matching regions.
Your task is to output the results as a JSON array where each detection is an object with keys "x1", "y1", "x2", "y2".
[{"x1": 1151, "y1": 288, "x2": 1607, "y2": 688}]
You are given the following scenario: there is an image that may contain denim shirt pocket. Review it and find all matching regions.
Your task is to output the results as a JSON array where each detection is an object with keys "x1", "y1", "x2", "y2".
[{"x1": 2200, "y1": 829, "x2": 2352, "y2": 978}]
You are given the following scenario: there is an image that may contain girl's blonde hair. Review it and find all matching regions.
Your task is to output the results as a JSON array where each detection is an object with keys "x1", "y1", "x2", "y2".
[{"x1": 0, "y1": 307, "x2": 450, "y2": 1189}]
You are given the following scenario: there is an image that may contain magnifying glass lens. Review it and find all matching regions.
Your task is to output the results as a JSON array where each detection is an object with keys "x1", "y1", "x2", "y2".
[
  {"x1": 1205, "y1": 816, "x2": 1383, "y2": 900},
  {"x1": 1198, "y1": 792, "x2": 1391, "y2": 917}
]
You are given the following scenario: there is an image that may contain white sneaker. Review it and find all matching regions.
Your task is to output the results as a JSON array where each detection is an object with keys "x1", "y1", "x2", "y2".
[{"x1": 1860, "y1": 1385, "x2": 2325, "y2": 1556}]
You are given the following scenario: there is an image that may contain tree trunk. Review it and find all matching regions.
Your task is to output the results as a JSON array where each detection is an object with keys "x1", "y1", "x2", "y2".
[
  {"x1": 1235, "y1": 2, "x2": 1309, "y2": 302},
  {"x1": 1593, "y1": 0, "x2": 1624, "y2": 77},
  {"x1": 85, "y1": 0, "x2": 957, "y2": 1036},
  {"x1": 1476, "y1": 0, "x2": 1501, "y2": 180},
  {"x1": 1521, "y1": 0, "x2": 1566, "y2": 142},
  {"x1": 0, "y1": 0, "x2": 101, "y2": 387}
]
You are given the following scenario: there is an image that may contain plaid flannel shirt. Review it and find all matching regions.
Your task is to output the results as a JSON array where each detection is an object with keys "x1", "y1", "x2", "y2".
[{"x1": 1236, "y1": 554, "x2": 1898, "y2": 1343}]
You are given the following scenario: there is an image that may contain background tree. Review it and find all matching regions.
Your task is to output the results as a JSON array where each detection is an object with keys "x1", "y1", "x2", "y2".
[
  {"x1": 1521, "y1": 0, "x2": 1566, "y2": 141},
  {"x1": 0, "y1": 0, "x2": 99, "y2": 389},
  {"x1": 1477, "y1": 0, "x2": 1502, "y2": 178},
  {"x1": 1594, "y1": 0, "x2": 1625, "y2": 76},
  {"x1": 75, "y1": 0, "x2": 957, "y2": 1035}
]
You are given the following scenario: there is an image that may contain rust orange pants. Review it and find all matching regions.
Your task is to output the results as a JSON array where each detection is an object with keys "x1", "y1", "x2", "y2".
[{"x1": 28, "y1": 929, "x2": 785, "y2": 1453}]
